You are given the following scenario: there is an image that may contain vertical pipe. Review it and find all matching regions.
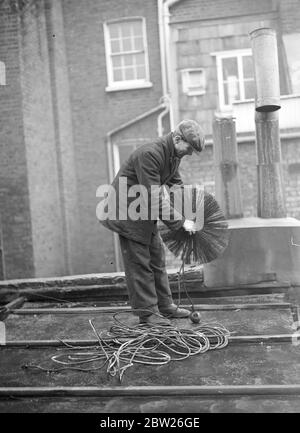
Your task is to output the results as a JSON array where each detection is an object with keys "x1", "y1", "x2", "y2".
[
  {"x1": 0, "y1": 214, "x2": 5, "y2": 280},
  {"x1": 157, "y1": 102, "x2": 170, "y2": 136},
  {"x1": 158, "y1": 0, "x2": 167, "y2": 97},
  {"x1": 250, "y1": 28, "x2": 286, "y2": 218},
  {"x1": 250, "y1": 28, "x2": 281, "y2": 112},
  {"x1": 213, "y1": 117, "x2": 243, "y2": 219},
  {"x1": 255, "y1": 110, "x2": 286, "y2": 217}
]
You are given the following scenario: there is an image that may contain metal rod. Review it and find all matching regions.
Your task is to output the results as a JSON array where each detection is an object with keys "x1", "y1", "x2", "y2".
[
  {"x1": 9, "y1": 302, "x2": 292, "y2": 315},
  {"x1": 3, "y1": 333, "x2": 297, "y2": 348},
  {"x1": 1, "y1": 384, "x2": 300, "y2": 397}
]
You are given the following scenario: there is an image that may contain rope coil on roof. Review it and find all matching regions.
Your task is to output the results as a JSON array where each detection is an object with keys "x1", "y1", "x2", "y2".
[{"x1": 23, "y1": 315, "x2": 230, "y2": 382}]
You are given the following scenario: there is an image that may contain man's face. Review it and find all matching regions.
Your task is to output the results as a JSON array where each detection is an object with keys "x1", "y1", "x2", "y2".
[{"x1": 174, "y1": 135, "x2": 195, "y2": 158}]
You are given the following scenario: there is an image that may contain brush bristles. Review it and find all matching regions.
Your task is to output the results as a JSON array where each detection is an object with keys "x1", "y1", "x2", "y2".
[{"x1": 160, "y1": 191, "x2": 229, "y2": 264}]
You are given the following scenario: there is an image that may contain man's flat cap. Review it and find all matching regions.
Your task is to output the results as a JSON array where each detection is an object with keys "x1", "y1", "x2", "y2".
[{"x1": 177, "y1": 119, "x2": 205, "y2": 153}]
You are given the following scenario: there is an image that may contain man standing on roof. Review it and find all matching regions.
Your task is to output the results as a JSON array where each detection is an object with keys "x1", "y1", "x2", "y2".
[{"x1": 98, "y1": 119, "x2": 205, "y2": 325}]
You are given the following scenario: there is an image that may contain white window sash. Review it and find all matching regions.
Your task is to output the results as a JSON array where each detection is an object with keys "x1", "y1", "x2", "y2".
[
  {"x1": 0, "y1": 61, "x2": 6, "y2": 86},
  {"x1": 104, "y1": 17, "x2": 151, "y2": 90},
  {"x1": 211, "y1": 49, "x2": 253, "y2": 110},
  {"x1": 110, "y1": 49, "x2": 145, "y2": 56},
  {"x1": 181, "y1": 68, "x2": 205, "y2": 96},
  {"x1": 113, "y1": 139, "x2": 149, "y2": 174},
  {"x1": 113, "y1": 142, "x2": 121, "y2": 175}
]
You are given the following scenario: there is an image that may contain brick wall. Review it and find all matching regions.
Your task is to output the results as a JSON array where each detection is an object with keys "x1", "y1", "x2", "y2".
[
  {"x1": 1, "y1": 0, "x2": 299, "y2": 278},
  {"x1": 18, "y1": 0, "x2": 66, "y2": 277},
  {"x1": 44, "y1": 0, "x2": 81, "y2": 275},
  {"x1": 282, "y1": 137, "x2": 300, "y2": 218},
  {"x1": 0, "y1": 4, "x2": 34, "y2": 279},
  {"x1": 177, "y1": 136, "x2": 300, "y2": 222},
  {"x1": 173, "y1": 16, "x2": 278, "y2": 135},
  {"x1": 178, "y1": 140, "x2": 258, "y2": 217},
  {"x1": 164, "y1": 138, "x2": 258, "y2": 268},
  {"x1": 278, "y1": 0, "x2": 300, "y2": 33},
  {"x1": 0, "y1": 0, "x2": 167, "y2": 277},
  {"x1": 62, "y1": 0, "x2": 164, "y2": 273},
  {"x1": 167, "y1": 0, "x2": 300, "y2": 228},
  {"x1": 170, "y1": 0, "x2": 276, "y2": 23}
]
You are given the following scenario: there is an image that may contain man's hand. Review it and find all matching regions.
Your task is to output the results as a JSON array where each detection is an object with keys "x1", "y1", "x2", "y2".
[{"x1": 183, "y1": 219, "x2": 197, "y2": 234}]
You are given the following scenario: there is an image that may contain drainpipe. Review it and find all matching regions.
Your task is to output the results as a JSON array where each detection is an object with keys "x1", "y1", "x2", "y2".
[
  {"x1": 158, "y1": 0, "x2": 181, "y2": 130},
  {"x1": 158, "y1": 0, "x2": 168, "y2": 97},
  {"x1": 0, "y1": 213, "x2": 6, "y2": 280},
  {"x1": 157, "y1": 95, "x2": 171, "y2": 136},
  {"x1": 157, "y1": 0, "x2": 170, "y2": 134},
  {"x1": 106, "y1": 103, "x2": 166, "y2": 271}
]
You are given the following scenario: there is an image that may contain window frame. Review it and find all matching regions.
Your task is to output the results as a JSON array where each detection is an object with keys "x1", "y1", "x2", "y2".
[
  {"x1": 103, "y1": 16, "x2": 152, "y2": 92},
  {"x1": 211, "y1": 48, "x2": 254, "y2": 111},
  {"x1": 181, "y1": 68, "x2": 206, "y2": 96},
  {"x1": 0, "y1": 61, "x2": 6, "y2": 86},
  {"x1": 113, "y1": 138, "x2": 150, "y2": 174}
]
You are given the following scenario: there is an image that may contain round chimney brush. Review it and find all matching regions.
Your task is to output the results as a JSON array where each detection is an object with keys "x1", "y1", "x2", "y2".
[{"x1": 160, "y1": 185, "x2": 229, "y2": 265}]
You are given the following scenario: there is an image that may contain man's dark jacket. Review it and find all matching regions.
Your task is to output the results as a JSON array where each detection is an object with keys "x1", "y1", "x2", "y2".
[{"x1": 99, "y1": 133, "x2": 185, "y2": 245}]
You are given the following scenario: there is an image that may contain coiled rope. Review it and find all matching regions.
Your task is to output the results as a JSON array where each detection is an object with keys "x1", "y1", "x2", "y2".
[
  {"x1": 23, "y1": 240, "x2": 231, "y2": 382},
  {"x1": 23, "y1": 315, "x2": 230, "y2": 382}
]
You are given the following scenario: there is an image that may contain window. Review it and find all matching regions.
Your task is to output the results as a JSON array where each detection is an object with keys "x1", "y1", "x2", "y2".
[
  {"x1": 181, "y1": 68, "x2": 206, "y2": 96},
  {"x1": 113, "y1": 139, "x2": 149, "y2": 174},
  {"x1": 0, "y1": 61, "x2": 6, "y2": 86},
  {"x1": 212, "y1": 49, "x2": 255, "y2": 111},
  {"x1": 283, "y1": 33, "x2": 300, "y2": 94},
  {"x1": 104, "y1": 17, "x2": 152, "y2": 91}
]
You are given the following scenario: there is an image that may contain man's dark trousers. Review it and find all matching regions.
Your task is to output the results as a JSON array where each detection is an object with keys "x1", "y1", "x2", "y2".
[{"x1": 119, "y1": 225, "x2": 172, "y2": 318}]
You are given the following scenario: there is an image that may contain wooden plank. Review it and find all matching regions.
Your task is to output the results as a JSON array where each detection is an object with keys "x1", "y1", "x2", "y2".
[
  {"x1": 0, "y1": 280, "x2": 203, "y2": 303},
  {"x1": 3, "y1": 333, "x2": 298, "y2": 347},
  {"x1": 0, "y1": 267, "x2": 203, "y2": 290},
  {"x1": 0, "y1": 297, "x2": 26, "y2": 320},
  {"x1": 10, "y1": 302, "x2": 292, "y2": 315},
  {"x1": 1, "y1": 384, "x2": 300, "y2": 397},
  {"x1": 0, "y1": 296, "x2": 26, "y2": 311}
]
